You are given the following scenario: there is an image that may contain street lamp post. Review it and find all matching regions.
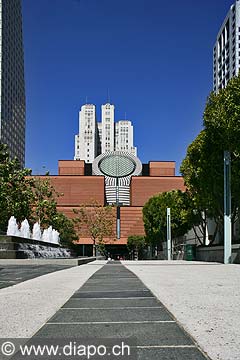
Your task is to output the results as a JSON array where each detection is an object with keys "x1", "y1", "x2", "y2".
[
  {"x1": 224, "y1": 150, "x2": 232, "y2": 264},
  {"x1": 167, "y1": 207, "x2": 171, "y2": 260}
]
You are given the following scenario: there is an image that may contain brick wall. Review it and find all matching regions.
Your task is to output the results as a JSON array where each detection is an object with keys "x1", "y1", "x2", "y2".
[
  {"x1": 58, "y1": 160, "x2": 85, "y2": 175},
  {"x1": 149, "y1": 161, "x2": 175, "y2": 176},
  {"x1": 131, "y1": 176, "x2": 185, "y2": 206},
  {"x1": 31, "y1": 166, "x2": 185, "y2": 246},
  {"x1": 50, "y1": 176, "x2": 105, "y2": 206}
]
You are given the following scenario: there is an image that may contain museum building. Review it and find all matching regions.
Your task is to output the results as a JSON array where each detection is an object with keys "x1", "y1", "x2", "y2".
[{"x1": 48, "y1": 152, "x2": 185, "y2": 257}]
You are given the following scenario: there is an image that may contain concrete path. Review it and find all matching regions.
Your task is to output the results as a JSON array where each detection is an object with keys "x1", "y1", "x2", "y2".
[
  {"x1": 0, "y1": 264, "x2": 74, "y2": 289},
  {"x1": 0, "y1": 260, "x2": 106, "y2": 337},
  {"x1": 33, "y1": 262, "x2": 209, "y2": 360},
  {"x1": 123, "y1": 260, "x2": 240, "y2": 360},
  {"x1": 1, "y1": 260, "x2": 238, "y2": 360}
]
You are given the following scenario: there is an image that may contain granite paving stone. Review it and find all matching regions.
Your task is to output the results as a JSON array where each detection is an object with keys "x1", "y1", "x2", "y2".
[
  {"x1": 33, "y1": 262, "x2": 210, "y2": 359},
  {"x1": 0, "y1": 264, "x2": 73, "y2": 289},
  {"x1": 49, "y1": 307, "x2": 172, "y2": 322}
]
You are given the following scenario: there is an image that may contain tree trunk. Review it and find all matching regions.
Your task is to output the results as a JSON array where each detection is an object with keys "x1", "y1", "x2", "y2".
[{"x1": 93, "y1": 241, "x2": 96, "y2": 257}]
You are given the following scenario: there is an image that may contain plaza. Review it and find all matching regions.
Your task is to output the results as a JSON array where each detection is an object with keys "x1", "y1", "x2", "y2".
[
  {"x1": 0, "y1": 259, "x2": 239, "y2": 359},
  {"x1": 0, "y1": 1, "x2": 240, "y2": 359}
]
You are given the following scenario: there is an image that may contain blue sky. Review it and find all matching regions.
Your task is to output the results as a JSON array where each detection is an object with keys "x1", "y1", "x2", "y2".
[{"x1": 22, "y1": 0, "x2": 234, "y2": 175}]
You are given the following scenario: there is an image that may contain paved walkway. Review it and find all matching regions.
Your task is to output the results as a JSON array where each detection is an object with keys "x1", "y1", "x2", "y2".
[
  {"x1": 0, "y1": 264, "x2": 73, "y2": 289},
  {"x1": 33, "y1": 262, "x2": 209, "y2": 359},
  {"x1": 1, "y1": 260, "x2": 239, "y2": 359},
  {"x1": 0, "y1": 261, "x2": 105, "y2": 337},
  {"x1": 123, "y1": 260, "x2": 240, "y2": 360}
]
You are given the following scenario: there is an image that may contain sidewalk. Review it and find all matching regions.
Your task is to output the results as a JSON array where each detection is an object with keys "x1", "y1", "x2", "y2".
[
  {"x1": 123, "y1": 260, "x2": 240, "y2": 360},
  {"x1": 32, "y1": 261, "x2": 209, "y2": 360},
  {"x1": 0, "y1": 260, "x2": 239, "y2": 359},
  {"x1": 0, "y1": 260, "x2": 106, "y2": 337}
]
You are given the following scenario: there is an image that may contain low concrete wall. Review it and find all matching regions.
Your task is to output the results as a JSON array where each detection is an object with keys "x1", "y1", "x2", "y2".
[
  {"x1": 0, "y1": 256, "x2": 105, "y2": 266},
  {"x1": 0, "y1": 235, "x2": 72, "y2": 259},
  {"x1": 196, "y1": 244, "x2": 240, "y2": 264}
]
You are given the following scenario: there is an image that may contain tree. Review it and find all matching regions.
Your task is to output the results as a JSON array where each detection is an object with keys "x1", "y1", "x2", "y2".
[
  {"x1": 127, "y1": 235, "x2": 146, "y2": 260},
  {"x1": 181, "y1": 74, "x2": 240, "y2": 244},
  {"x1": 51, "y1": 212, "x2": 78, "y2": 248},
  {"x1": 203, "y1": 75, "x2": 240, "y2": 237},
  {"x1": 142, "y1": 190, "x2": 192, "y2": 246},
  {"x1": 31, "y1": 177, "x2": 60, "y2": 227},
  {"x1": 0, "y1": 144, "x2": 34, "y2": 232},
  {"x1": 73, "y1": 201, "x2": 116, "y2": 256},
  {"x1": 31, "y1": 178, "x2": 78, "y2": 247},
  {"x1": 180, "y1": 131, "x2": 221, "y2": 245}
]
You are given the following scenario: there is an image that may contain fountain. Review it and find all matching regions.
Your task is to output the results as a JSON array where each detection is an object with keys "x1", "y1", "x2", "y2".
[
  {"x1": 7, "y1": 216, "x2": 21, "y2": 237},
  {"x1": 0, "y1": 216, "x2": 71, "y2": 259},
  {"x1": 20, "y1": 219, "x2": 31, "y2": 239},
  {"x1": 52, "y1": 229, "x2": 60, "y2": 245},
  {"x1": 32, "y1": 222, "x2": 42, "y2": 240}
]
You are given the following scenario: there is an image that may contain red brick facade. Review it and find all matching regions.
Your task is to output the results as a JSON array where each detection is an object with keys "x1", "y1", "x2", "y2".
[
  {"x1": 131, "y1": 176, "x2": 185, "y2": 206},
  {"x1": 50, "y1": 175, "x2": 105, "y2": 206},
  {"x1": 45, "y1": 160, "x2": 185, "y2": 246},
  {"x1": 58, "y1": 160, "x2": 85, "y2": 176},
  {"x1": 149, "y1": 161, "x2": 175, "y2": 176}
]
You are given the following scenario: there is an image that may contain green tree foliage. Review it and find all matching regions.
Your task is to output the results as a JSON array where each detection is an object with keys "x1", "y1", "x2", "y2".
[
  {"x1": 31, "y1": 178, "x2": 77, "y2": 247},
  {"x1": 0, "y1": 146, "x2": 77, "y2": 247},
  {"x1": 142, "y1": 190, "x2": 191, "y2": 245},
  {"x1": 181, "y1": 74, "x2": 240, "y2": 244},
  {"x1": 127, "y1": 235, "x2": 146, "y2": 260},
  {"x1": 204, "y1": 75, "x2": 240, "y2": 227},
  {"x1": 51, "y1": 212, "x2": 78, "y2": 247},
  {"x1": 0, "y1": 144, "x2": 34, "y2": 232},
  {"x1": 180, "y1": 131, "x2": 220, "y2": 244},
  {"x1": 73, "y1": 201, "x2": 116, "y2": 256},
  {"x1": 31, "y1": 177, "x2": 59, "y2": 227}
]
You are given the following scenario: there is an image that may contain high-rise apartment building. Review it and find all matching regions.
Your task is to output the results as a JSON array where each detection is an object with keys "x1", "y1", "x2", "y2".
[
  {"x1": 74, "y1": 102, "x2": 137, "y2": 162},
  {"x1": 0, "y1": 0, "x2": 26, "y2": 167},
  {"x1": 115, "y1": 120, "x2": 137, "y2": 156},
  {"x1": 74, "y1": 104, "x2": 98, "y2": 163},
  {"x1": 213, "y1": 0, "x2": 240, "y2": 91},
  {"x1": 101, "y1": 103, "x2": 115, "y2": 153}
]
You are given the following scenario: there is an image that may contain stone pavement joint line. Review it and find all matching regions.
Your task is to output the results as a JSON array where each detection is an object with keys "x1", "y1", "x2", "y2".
[{"x1": 34, "y1": 262, "x2": 210, "y2": 360}]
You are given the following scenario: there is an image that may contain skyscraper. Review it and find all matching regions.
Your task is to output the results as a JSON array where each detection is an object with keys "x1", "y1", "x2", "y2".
[
  {"x1": 74, "y1": 104, "x2": 98, "y2": 163},
  {"x1": 115, "y1": 120, "x2": 137, "y2": 156},
  {"x1": 0, "y1": 0, "x2": 26, "y2": 167},
  {"x1": 101, "y1": 103, "x2": 115, "y2": 153},
  {"x1": 213, "y1": 0, "x2": 240, "y2": 91},
  {"x1": 74, "y1": 102, "x2": 137, "y2": 162}
]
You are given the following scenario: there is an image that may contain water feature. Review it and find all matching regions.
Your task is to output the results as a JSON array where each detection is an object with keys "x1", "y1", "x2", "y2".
[
  {"x1": 52, "y1": 229, "x2": 60, "y2": 244},
  {"x1": 7, "y1": 216, "x2": 21, "y2": 237},
  {"x1": 20, "y1": 219, "x2": 31, "y2": 239},
  {"x1": 6, "y1": 217, "x2": 60, "y2": 244},
  {"x1": 32, "y1": 222, "x2": 42, "y2": 240},
  {"x1": 2, "y1": 216, "x2": 70, "y2": 259}
]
